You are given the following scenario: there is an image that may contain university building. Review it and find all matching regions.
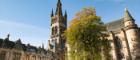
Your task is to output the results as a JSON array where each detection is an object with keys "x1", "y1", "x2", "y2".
[
  {"x1": 0, "y1": 34, "x2": 53, "y2": 60},
  {"x1": 0, "y1": 0, "x2": 140, "y2": 60},
  {"x1": 0, "y1": 0, "x2": 66, "y2": 60},
  {"x1": 66, "y1": 8, "x2": 140, "y2": 60},
  {"x1": 106, "y1": 8, "x2": 140, "y2": 60}
]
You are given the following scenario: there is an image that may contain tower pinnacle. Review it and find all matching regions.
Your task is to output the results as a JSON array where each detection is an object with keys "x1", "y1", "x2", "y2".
[
  {"x1": 64, "y1": 10, "x2": 67, "y2": 18},
  {"x1": 5, "y1": 34, "x2": 10, "y2": 40},
  {"x1": 51, "y1": 9, "x2": 54, "y2": 17},
  {"x1": 55, "y1": 0, "x2": 62, "y2": 15},
  {"x1": 124, "y1": 8, "x2": 134, "y2": 21}
]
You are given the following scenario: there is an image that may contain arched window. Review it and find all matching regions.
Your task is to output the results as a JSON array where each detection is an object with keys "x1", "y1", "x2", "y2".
[
  {"x1": 0, "y1": 51, "x2": 6, "y2": 60},
  {"x1": 26, "y1": 55, "x2": 29, "y2": 60},
  {"x1": 115, "y1": 36, "x2": 122, "y2": 49},
  {"x1": 52, "y1": 27, "x2": 55, "y2": 35},
  {"x1": 13, "y1": 52, "x2": 21, "y2": 60},
  {"x1": 32, "y1": 56, "x2": 36, "y2": 60},
  {"x1": 60, "y1": 26, "x2": 65, "y2": 34},
  {"x1": 54, "y1": 26, "x2": 58, "y2": 35}
]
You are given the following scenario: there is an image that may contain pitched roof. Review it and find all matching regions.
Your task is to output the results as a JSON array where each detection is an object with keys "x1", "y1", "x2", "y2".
[
  {"x1": 105, "y1": 18, "x2": 124, "y2": 32},
  {"x1": 2, "y1": 39, "x2": 15, "y2": 49},
  {"x1": 0, "y1": 38, "x2": 49, "y2": 54}
]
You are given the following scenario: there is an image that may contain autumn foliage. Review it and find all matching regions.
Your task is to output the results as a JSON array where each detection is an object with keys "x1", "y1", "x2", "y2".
[{"x1": 64, "y1": 7, "x2": 111, "y2": 60}]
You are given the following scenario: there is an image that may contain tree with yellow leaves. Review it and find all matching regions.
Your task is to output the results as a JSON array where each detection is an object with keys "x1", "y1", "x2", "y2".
[{"x1": 64, "y1": 7, "x2": 111, "y2": 60}]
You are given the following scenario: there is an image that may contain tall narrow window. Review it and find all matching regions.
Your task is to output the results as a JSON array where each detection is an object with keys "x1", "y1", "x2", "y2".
[
  {"x1": 0, "y1": 51, "x2": 6, "y2": 60},
  {"x1": 32, "y1": 56, "x2": 36, "y2": 60},
  {"x1": 26, "y1": 55, "x2": 29, "y2": 60},
  {"x1": 13, "y1": 52, "x2": 21, "y2": 60}
]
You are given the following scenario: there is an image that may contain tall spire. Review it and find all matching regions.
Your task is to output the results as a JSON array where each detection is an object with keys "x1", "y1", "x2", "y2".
[
  {"x1": 5, "y1": 34, "x2": 10, "y2": 40},
  {"x1": 7, "y1": 34, "x2": 10, "y2": 39},
  {"x1": 55, "y1": 0, "x2": 62, "y2": 16},
  {"x1": 64, "y1": 10, "x2": 67, "y2": 18},
  {"x1": 58, "y1": 0, "x2": 61, "y2": 4},
  {"x1": 51, "y1": 9, "x2": 54, "y2": 17},
  {"x1": 124, "y1": 8, "x2": 134, "y2": 21}
]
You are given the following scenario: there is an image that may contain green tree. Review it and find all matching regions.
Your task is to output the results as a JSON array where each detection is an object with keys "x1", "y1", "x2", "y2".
[{"x1": 64, "y1": 7, "x2": 111, "y2": 60}]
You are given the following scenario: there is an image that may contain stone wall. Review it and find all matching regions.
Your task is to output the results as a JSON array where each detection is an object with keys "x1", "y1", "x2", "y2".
[{"x1": 0, "y1": 48, "x2": 51, "y2": 60}]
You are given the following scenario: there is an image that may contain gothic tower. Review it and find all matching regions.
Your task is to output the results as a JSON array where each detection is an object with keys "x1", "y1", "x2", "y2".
[
  {"x1": 49, "y1": 0, "x2": 67, "y2": 60},
  {"x1": 124, "y1": 8, "x2": 140, "y2": 60}
]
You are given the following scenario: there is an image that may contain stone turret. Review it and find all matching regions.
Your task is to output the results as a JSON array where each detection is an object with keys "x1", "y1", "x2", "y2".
[
  {"x1": 124, "y1": 8, "x2": 136, "y2": 28},
  {"x1": 64, "y1": 10, "x2": 67, "y2": 19},
  {"x1": 124, "y1": 8, "x2": 140, "y2": 60}
]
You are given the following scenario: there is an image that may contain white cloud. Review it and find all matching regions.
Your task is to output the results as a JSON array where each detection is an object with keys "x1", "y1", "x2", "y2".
[{"x1": 0, "y1": 20, "x2": 50, "y2": 48}]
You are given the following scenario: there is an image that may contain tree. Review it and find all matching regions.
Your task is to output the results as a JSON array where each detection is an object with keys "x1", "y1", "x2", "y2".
[{"x1": 64, "y1": 7, "x2": 111, "y2": 60}]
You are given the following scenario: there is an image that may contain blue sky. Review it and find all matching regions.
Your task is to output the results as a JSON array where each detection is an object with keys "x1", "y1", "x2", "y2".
[{"x1": 0, "y1": 0, "x2": 140, "y2": 48}]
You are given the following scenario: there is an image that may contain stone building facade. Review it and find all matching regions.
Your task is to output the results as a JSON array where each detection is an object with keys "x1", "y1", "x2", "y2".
[
  {"x1": 0, "y1": 34, "x2": 54, "y2": 60},
  {"x1": 106, "y1": 8, "x2": 140, "y2": 60},
  {"x1": 0, "y1": 0, "x2": 140, "y2": 60},
  {"x1": 0, "y1": 0, "x2": 67, "y2": 60},
  {"x1": 66, "y1": 8, "x2": 140, "y2": 60}
]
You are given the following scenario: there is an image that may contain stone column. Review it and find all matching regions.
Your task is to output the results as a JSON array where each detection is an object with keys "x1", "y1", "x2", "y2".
[
  {"x1": 109, "y1": 32, "x2": 118, "y2": 60},
  {"x1": 120, "y1": 29, "x2": 131, "y2": 60}
]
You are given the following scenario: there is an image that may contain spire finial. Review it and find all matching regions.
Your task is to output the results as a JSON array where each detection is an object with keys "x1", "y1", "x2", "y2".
[
  {"x1": 125, "y1": 7, "x2": 128, "y2": 11},
  {"x1": 58, "y1": 0, "x2": 61, "y2": 4},
  {"x1": 7, "y1": 34, "x2": 10, "y2": 38},
  {"x1": 58, "y1": 0, "x2": 61, "y2": 2},
  {"x1": 57, "y1": 0, "x2": 62, "y2": 7}
]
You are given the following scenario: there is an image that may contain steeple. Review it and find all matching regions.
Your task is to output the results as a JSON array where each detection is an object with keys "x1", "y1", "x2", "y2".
[
  {"x1": 124, "y1": 8, "x2": 134, "y2": 22},
  {"x1": 51, "y1": 9, "x2": 54, "y2": 17},
  {"x1": 5, "y1": 34, "x2": 10, "y2": 40},
  {"x1": 64, "y1": 10, "x2": 67, "y2": 18},
  {"x1": 49, "y1": 0, "x2": 67, "y2": 59},
  {"x1": 55, "y1": 0, "x2": 62, "y2": 16}
]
